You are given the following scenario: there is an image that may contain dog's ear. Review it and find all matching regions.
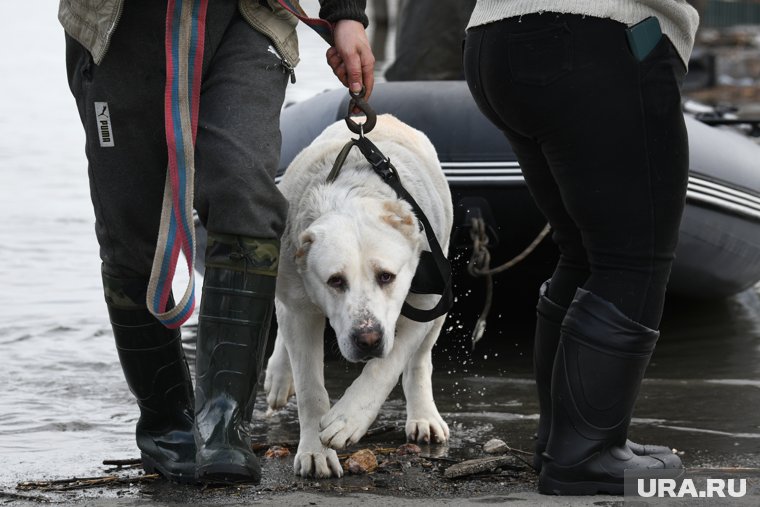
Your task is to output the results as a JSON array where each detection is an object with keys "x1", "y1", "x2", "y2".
[
  {"x1": 382, "y1": 200, "x2": 418, "y2": 241},
  {"x1": 295, "y1": 230, "x2": 315, "y2": 265}
]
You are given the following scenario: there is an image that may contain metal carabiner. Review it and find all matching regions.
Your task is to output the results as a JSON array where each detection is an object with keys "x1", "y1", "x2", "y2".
[{"x1": 345, "y1": 86, "x2": 377, "y2": 137}]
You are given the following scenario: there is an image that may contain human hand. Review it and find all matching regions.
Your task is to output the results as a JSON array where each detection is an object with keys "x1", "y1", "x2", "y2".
[{"x1": 326, "y1": 20, "x2": 375, "y2": 100}]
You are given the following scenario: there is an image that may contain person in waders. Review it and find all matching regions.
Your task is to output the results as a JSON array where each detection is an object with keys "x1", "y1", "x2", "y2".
[
  {"x1": 60, "y1": 0, "x2": 374, "y2": 485},
  {"x1": 463, "y1": 1, "x2": 699, "y2": 496}
]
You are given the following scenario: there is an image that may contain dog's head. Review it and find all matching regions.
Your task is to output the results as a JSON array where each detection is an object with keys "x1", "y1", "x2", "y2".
[{"x1": 295, "y1": 197, "x2": 423, "y2": 362}]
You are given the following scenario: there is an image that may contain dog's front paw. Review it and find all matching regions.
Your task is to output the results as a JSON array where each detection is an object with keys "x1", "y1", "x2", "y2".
[
  {"x1": 406, "y1": 412, "x2": 450, "y2": 444},
  {"x1": 264, "y1": 366, "x2": 295, "y2": 413},
  {"x1": 319, "y1": 400, "x2": 375, "y2": 449},
  {"x1": 294, "y1": 442, "x2": 343, "y2": 478}
]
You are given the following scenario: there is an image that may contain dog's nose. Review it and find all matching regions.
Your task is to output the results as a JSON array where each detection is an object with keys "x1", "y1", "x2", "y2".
[{"x1": 351, "y1": 325, "x2": 383, "y2": 356}]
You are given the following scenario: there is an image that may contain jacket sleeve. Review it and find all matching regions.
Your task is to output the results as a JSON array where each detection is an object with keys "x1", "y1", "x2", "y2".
[{"x1": 318, "y1": 0, "x2": 369, "y2": 27}]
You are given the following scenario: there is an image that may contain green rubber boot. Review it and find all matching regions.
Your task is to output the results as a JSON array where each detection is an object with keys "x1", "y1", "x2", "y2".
[
  {"x1": 103, "y1": 271, "x2": 196, "y2": 484},
  {"x1": 193, "y1": 234, "x2": 278, "y2": 484}
]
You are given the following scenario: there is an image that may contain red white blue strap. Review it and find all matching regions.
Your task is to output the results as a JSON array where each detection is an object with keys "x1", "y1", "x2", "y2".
[
  {"x1": 147, "y1": 0, "x2": 208, "y2": 328},
  {"x1": 276, "y1": 0, "x2": 335, "y2": 46},
  {"x1": 147, "y1": 0, "x2": 330, "y2": 328}
]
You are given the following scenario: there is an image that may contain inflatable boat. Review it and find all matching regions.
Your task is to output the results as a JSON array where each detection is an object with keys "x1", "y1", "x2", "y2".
[{"x1": 273, "y1": 81, "x2": 760, "y2": 303}]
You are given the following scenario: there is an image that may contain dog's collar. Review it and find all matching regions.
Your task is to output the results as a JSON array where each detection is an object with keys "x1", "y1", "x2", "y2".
[{"x1": 325, "y1": 135, "x2": 453, "y2": 323}]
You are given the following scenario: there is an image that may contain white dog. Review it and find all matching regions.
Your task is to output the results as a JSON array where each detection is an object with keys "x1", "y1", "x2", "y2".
[{"x1": 264, "y1": 114, "x2": 453, "y2": 478}]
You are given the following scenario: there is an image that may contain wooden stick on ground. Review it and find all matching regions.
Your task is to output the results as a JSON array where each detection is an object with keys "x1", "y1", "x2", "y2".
[
  {"x1": 17, "y1": 474, "x2": 160, "y2": 492},
  {"x1": 444, "y1": 456, "x2": 516, "y2": 479},
  {"x1": 102, "y1": 458, "x2": 142, "y2": 467}
]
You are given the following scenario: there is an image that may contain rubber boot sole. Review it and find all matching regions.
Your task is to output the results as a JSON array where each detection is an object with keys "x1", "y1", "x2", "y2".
[
  {"x1": 538, "y1": 450, "x2": 682, "y2": 495},
  {"x1": 141, "y1": 452, "x2": 196, "y2": 485},
  {"x1": 195, "y1": 447, "x2": 261, "y2": 484},
  {"x1": 196, "y1": 463, "x2": 261, "y2": 484},
  {"x1": 538, "y1": 475, "x2": 623, "y2": 496}
]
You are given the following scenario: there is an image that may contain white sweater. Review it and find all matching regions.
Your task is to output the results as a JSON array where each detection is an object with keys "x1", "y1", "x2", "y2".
[{"x1": 468, "y1": 0, "x2": 700, "y2": 66}]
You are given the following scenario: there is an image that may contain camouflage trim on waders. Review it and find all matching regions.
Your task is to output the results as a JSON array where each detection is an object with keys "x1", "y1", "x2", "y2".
[{"x1": 204, "y1": 233, "x2": 280, "y2": 276}]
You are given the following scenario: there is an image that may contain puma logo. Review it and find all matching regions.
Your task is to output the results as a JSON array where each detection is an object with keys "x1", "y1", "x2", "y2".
[{"x1": 94, "y1": 102, "x2": 114, "y2": 148}]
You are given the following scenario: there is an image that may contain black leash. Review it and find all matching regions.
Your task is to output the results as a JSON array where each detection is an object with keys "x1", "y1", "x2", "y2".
[{"x1": 325, "y1": 90, "x2": 453, "y2": 323}]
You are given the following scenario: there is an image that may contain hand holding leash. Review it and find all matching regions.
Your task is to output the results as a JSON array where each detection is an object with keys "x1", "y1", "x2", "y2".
[{"x1": 327, "y1": 19, "x2": 375, "y2": 98}]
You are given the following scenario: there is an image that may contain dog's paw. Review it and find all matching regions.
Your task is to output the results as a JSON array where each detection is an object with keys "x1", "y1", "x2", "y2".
[
  {"x1": 293, "y1": 443, "x2": 343, "y2": 478},
  {"x1": 264, "y1": 367, "x2": 295, "y2": 412},
  {"x1": 406, "y1": 413, "x2": 450, "y2": 444},
  {"x1": 319, "y1": 401, "x2": 375, "y2": 449}
]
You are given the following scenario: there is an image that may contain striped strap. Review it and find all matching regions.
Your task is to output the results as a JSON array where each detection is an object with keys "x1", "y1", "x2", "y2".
[
  {"x1": 146, "y1": 0, "x2": 208, "y2": 329},
  {"x1": 147, "y1": 0, "x2": 328, "y2": 328},
  {"x1": 276, "y1": 0, "x2": 335, "y2": 45}
]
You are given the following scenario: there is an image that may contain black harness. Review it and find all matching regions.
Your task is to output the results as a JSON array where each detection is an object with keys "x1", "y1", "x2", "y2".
[{"x1": 325, "y1": 92, "x2": 453, "y2": 322}]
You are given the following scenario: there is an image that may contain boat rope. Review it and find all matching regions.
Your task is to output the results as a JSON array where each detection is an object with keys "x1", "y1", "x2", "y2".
[
  {"x1": 468, "y1": 219, "x2": 551, "y2": 348},
  {"x1": 147, "y1": 1, "x2": 334, "y2": 328}
]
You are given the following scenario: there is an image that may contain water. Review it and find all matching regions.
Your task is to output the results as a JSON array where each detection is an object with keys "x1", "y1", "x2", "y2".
[{"x1": 1, "y1": 0, "x2": 759, "y2": 500}]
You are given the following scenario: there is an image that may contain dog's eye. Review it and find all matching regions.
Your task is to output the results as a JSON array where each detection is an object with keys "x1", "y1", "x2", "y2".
[
  {"x1": 376, "y1": 271, "x2": 396, "y2": 286},
  {"x1": 327, "y1": 275, "x2": 347, "y2": 290}
]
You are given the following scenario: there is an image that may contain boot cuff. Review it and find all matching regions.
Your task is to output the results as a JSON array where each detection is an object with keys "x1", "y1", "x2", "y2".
[
  {"x1": 205, "y1": 233, "x2": 280, "y2": 276},
  {"x1": 562, "y1": 288, "x2": 659, "y2": 355},
  {"x1": 102, "y1": 269, "x2": 149, "y2": 310}
]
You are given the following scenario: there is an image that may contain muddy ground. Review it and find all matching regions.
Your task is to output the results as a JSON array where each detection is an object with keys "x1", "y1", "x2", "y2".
[
  {"x1": 5, "y1": 428, "x2": 758, "y2": 506},
  {"x1": 5, "y1": 291, "x2": 760, "y2": 506}
]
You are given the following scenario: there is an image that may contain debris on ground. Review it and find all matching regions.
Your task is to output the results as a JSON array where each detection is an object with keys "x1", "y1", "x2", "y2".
[
  {"x1": 443, "y1": 455, "x2": 516, "y2": 479},
  {"x1": 344, "y1": 449, "x2": 378, "y2": 475},
  {"x1": 264, "y1": 446, "x2": 291, "y2": 459},
  {"x1": 16, "y1": 473, "x2": 159, "y2": 492},
  {"x1": 9, "y1": 430, "x2": 540, "y2": 502},
  {"x1": 482, "y1": 438, "x2": 509, "y2": 454},
  {"x1": 102, "y1": 458, "x2": 142, "y2": 468},
  {"x1": 395, "y1": 443, "x2": 422, "y2": 456}
]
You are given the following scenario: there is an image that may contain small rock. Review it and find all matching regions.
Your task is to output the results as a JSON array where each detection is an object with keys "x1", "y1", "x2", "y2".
[
  {"x1": 396, "y1": 443, "x2": 422, "y2": 456},
  {"x1": 345, "y1": 449, "x2": 378, "y2": 474},
  {"x1": 264, "y1": 445, "x2": 291, "y2": 459},
  {"x1": 483, "y1": 438, "x2": 509, "y2": 454}
]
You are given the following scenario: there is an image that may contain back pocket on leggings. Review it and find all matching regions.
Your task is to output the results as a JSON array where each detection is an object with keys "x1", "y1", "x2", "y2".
[{"x1": 508, "y1": 24, "x2": 572, "y2": 86}]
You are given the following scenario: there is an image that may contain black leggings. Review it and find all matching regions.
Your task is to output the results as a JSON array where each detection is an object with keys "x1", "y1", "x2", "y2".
[{"x1": 464, "y1": 13, "x2": 689, "y2": 329}]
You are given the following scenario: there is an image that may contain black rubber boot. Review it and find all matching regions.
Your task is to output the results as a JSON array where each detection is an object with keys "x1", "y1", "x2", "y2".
[
  {"x1": 194, "y1": 234, "x2": 278, "y2": 484},
  {"x1": 532, "y1": 281, "x2": 671, "y2": 472},
  {"x1": 538, "y1": 288, "x2": 682, "y2": 495},
  {"x1": 102, "y1": 271, "x2": 196, "y2": 484},
  {"x1": 532, "y1": 281, "x2": 566, "y2": 471}
]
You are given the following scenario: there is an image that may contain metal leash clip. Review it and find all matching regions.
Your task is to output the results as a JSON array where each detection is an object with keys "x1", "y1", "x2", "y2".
[{"x1": 345, "y1": 86, "x2": 377, "y2": 137}]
